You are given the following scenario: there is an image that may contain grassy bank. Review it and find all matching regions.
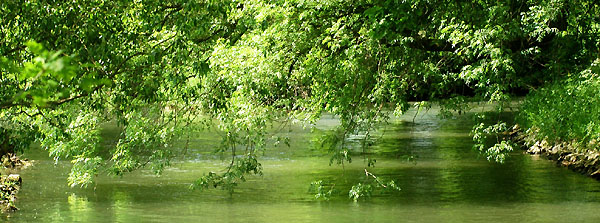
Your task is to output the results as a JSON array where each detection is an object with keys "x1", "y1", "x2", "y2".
[{"x1": 515, "y1": 60, "x2": 600, "y2": 178}]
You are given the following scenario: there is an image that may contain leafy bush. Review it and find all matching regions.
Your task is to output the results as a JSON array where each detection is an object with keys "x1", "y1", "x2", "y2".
[{"x1": 519, "y1": 60, "x2": 600, "y2": 149}]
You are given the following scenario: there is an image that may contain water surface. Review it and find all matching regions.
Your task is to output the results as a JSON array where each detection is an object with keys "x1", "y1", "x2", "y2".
[{"x1": 6, "y1": 109, "x2": 600, "y2": 222}]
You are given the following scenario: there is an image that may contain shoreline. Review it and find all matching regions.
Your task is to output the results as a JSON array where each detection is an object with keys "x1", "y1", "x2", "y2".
[
  {"x1": 0, "y1": 153, "x2": 31, "y2": 212},
  {"x1": 512, "y1": 126, "x2": 600, "y2": 179}
]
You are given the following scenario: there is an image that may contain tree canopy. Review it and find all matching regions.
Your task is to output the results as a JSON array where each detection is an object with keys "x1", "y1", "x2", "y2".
[{"x1": 1, "y1": 0, "x2": 599, "y2": 194}]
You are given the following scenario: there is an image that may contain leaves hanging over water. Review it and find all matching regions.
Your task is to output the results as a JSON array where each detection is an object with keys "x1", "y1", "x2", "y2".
[
  {"x1": 191, "y1": 155, "x2": 263, "y2": 193},
  {"x1": 1, "y1": 0, "x2": 599, "y2": 192},
  {"x1": 471, "y1": 117, "x2": 514, "y2": 163}
]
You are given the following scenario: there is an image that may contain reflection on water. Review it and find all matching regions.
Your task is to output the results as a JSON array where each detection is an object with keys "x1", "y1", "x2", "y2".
[
  {"x1": 5, "y1": 108, "x2": 600, "y2": 222},
  {"x1": 112, "y1": 191, "x2": 132, "y2": 223},
  {"x1": 67, "y1": 194, "x2": 91, "y2": 222}
]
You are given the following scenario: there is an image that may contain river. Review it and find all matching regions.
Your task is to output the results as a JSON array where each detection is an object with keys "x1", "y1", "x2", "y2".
[{"x1": 5, "y1": 108, "x2": 600, "y2": 222}]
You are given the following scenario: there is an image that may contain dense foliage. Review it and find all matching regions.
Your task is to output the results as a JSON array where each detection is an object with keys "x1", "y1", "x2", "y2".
[
  {"x1": 1, "y1": 0, "x2": 599, "y2": 198},
  {"x1": 519, "y1": 59, "x2": 600, "y2": 149}
]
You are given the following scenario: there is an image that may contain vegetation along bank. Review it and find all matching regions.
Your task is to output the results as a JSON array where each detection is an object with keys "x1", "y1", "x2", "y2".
[{"x1": 511, "y1": 65, "x2": 600, "y2": 179}]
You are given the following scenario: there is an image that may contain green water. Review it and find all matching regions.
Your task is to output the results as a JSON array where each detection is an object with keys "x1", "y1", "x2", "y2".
[{"x1": 5, "y1": 110, "x2": 600, "y2": 222}]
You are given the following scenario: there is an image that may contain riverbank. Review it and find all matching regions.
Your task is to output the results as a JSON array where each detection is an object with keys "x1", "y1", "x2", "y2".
[
  {"x1": 512, "y1": 125, "x2": 600, "y2": 179},
  {"x1": 0, "y1": 153, "x2": 31, "y2": 212},
  {"x1": 0, "y1": 174, "x2": 22, "y2": 212}
]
